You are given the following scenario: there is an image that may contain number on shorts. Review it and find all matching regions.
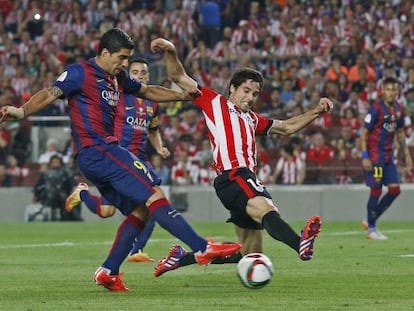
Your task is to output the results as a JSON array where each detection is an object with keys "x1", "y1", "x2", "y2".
[
  {"x1": 134, "y1": 160, "x2": 154, "y2": 182},
  {"x1": 247, "y1": 178, "x2": 265, "y2": 192},
  {"x1": 372, "y1": 166, "x2": 383, "y2": 179}
]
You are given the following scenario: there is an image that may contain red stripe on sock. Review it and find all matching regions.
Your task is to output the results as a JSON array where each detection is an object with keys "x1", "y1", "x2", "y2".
[
  {"x1": 148, "y1": 198, "x2": 170, "y2": 215},
  {"x1": 125, "y1": 214, "x2": 146, "y2": 230}
]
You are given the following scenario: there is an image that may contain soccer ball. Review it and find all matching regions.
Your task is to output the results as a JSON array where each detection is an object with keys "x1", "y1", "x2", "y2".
[{"x1": 237, "y1": 253, "x2": 274, "y2": 289}]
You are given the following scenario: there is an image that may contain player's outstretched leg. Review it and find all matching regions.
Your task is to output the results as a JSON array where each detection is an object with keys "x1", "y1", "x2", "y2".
[
  {"x1": 154, "y1": 244, "x2": 188, "y2": 277},
  {"x1": 148, "y1": 198, "x2": 241, "y2": 265},
  {"x1": 299, "y1": 215, "x2": 322, "y2": 261}
]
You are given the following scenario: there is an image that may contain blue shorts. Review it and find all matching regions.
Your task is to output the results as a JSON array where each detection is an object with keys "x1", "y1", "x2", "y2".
[
  {"x1": 76, "y1": 143, "x2": 161, "y2": 216},
  {"x1": 363, "y1": 161, "x2": 400, "y2": 188}
]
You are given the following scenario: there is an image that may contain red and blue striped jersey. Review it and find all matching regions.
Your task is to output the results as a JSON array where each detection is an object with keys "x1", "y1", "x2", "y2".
[
  {"x1": 114, "y1": 94, "x2": 159, "y2": 161},
  {"x1": 363, "y1": 100, "x2": 404, "y2": 164},
  {"x1": 53, "y1": 58, "x2": 141, "y2": 155}
]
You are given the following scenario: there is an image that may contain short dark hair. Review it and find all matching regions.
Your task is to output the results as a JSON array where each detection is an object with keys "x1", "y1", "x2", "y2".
[
  {"x1": 382, "y1": 76, "x2": 399, "y2": 87},
  {"x1": 128, "y1": 56, "x2": 149, "y2": 69},
  {"x1": 98, "y1": 28, "x2": 134, "y2": 54},
  {"x1": 283, "y1": 143, "x2": 294, "y2": 156},
  {"x1": 228, "y1": 68, "x2": 264, "y2": 94}
]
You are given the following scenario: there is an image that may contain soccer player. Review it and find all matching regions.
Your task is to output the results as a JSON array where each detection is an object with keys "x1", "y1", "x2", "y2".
[
  {"x1": 0, "y1": 28, "x2": 241, "y2": 291},
  {"x1": 360, "y1": 77, "x2": 412, "y2": 240},
  {"x1": 65, "y1": 57, "x2": 167, "y2": 262},
  {"x1": 150, "y1": 38, "x2": 332, "y2": 277}
]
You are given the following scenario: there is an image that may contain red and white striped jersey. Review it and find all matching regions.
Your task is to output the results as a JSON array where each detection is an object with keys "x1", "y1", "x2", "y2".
[
  {"x1": 194, "y1": 87, "x2": 273, "y2": 174},
  {"x1": 275, "y1": 157, "x2": 304, "y2": 185}
]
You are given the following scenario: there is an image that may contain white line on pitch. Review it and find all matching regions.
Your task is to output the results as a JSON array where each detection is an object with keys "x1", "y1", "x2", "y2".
[
  {"x1": 327, "y1": 229, "x2": 414, "y2": 236},
  {"x1": 0, "y1": 236, "x2": 230, "y2": 249}
]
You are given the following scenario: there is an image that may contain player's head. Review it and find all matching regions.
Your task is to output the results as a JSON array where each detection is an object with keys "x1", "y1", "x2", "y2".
[
  {"x1": 97, "y1": 28, "x2": 134, "y2": 75},
  {"x1": 128, "y1": 57, "x2": 150, "y2": 83},
  {"x1": 228, "y1": 68, "x2": 264, "y2": 112},
  {"x1": 381, "y1": 76, "x2": 399, "y2": 104}
]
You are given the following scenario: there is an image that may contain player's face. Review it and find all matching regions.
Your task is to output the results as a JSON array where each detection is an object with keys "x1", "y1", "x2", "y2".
[
  {"x1": 229, "y1": 79, "x2": 261, "y2": 112},
  {"x1": 382, "y1": 83, "x2": 398, "y2": 105},
  {"x1": 129, "y1": 62, "x2": 149, "y2": 83},
  {"x1": 103, "y1": 48, "x2": 132, "y2": 75}
]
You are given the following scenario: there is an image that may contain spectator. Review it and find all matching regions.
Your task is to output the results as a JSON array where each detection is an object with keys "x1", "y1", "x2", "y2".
[
  {"x1": 339, "y1": 106, "x2": 362, "y2": 138},
  {"x1": 10, "y1": 120, "x2": 32, "y2": 167},
  {"x1": 306, "y1": 131, "x2": 334, "y2": 166},
  {"x1": 325, "y1": 56, "x2": 349, "y2": 81},
  {"x1": 33, "y1": 154, "x2": 79, "y2": 221},
  {"x1": 348, "y1": 54, "x2": 376, "y2": 83},
  {"x1": 273, "y1": 143, "x2": 305, "y2": 185},
  {"x1": 38, "y1": 138, "x2": 63, "y2": 171},
  {"x1": 171, "y1": 150, "x2": 199, "y2": 185},
  {"x1": 198, "y1": 0, "x2": 221, "y2": 49},
  {"x1": 0, "y1": 122, "x2": 11, "y2": 165},
  {"x1": 151, "y1": 153, "x2": 171, "y2": 185}
]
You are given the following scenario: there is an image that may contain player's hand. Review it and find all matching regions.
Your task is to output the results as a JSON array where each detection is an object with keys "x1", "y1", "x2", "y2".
[
  {"x1": 362, "y1": 158, "x2": 372, "y2": 171},
  {"x1": 182, "y1": 87, "x2": 202, "y2": 100},
  {"x1": 317, "y1": 97, "x2": 334, "y2": 114},
  {"x1": 158, "y1": 147, "x2": 171, "y2": 159},
  {"x1": 0, "y1": 106, "x2": 25, "y2": 122},
  {"x1": 150, "y1": 38, "x2": 176, "y2": 53}
]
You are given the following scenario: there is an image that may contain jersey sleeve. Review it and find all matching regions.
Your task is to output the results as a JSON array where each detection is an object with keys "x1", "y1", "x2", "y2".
[
  {"x1": 123, "y1": 71, "x2": 142, "y2": 94},
  {"x1": 193, "y1": 86, "x2": 216, "y2": 109},
  {"x1": 363, "y1": 106, "x2": 378, "y2": 130},
  {"x1": 149, "y1": 102, "x2": 160, "y2": 131},
  {"x1": 53, "y1": 64, "x2": 84, "y2": 98},
  {"x1": 254, "y1": 112, "x2": 273, "y2": 135}
]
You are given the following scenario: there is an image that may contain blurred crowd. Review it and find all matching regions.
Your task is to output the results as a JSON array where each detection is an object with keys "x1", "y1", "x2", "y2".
[{"x1": 1, "y1": 0, "x2": 414, "y2": 189}]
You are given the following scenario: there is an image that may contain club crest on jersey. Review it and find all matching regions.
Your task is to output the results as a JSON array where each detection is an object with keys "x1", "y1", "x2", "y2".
[
  {"x1": 102, "y1": 90, "x2": 120, "y2": 107},
  {"x1": 146, "y1": 106, "x2": 154, "y2": 116}
]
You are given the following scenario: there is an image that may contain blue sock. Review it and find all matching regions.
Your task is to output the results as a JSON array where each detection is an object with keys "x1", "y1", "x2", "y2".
[
  {"x1": 130, "y1": 217, "x2": 156, "y2": 254},
  {"x1": 149, "y1": 198, "x2": 207, "y2": 253},
  {"x1": 102, "y1": 215, "x2": 144, "y2": 275},
  {"x1": 80, "y1": 190, "x2": 101, "y2": 216},
  {"x1": 367, "y1": 195, "x2": 380, "y2": 228}
]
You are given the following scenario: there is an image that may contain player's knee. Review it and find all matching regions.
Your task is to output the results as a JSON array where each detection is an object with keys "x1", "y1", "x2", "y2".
[
  {"x1": 100, "y1": 205, "x2": 116, "y2": 218},
  {"x1": 146, "y1": 186, "x2": 166, "y2": 207},
  {"x1": 370, "y1": 188, "x2": 382, "y2": 197},
  {"x1": 388, "y1": 186, "x2": 401, "y2": 197}
]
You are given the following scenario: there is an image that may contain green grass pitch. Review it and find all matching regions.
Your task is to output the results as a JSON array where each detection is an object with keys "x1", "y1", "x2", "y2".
[{"x1": 0, "y1": 221, "x2": 413, "y2": 311}]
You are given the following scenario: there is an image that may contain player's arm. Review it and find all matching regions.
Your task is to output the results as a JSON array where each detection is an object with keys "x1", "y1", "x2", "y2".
[
  {"x1": 360, "y1": 127, "x2": 372, "y2": 171},
  {"x1": 136, "y1": 84, "x2": 199, "y2": 103},
  {"x1": 148, "y1": 129, "x2": 170, "y2": 159},
  {"x1": 397, "y1": 128, "x2": 412, "y2": 171},
  {"x1": 269, "y1": 97, "x2": 333, "y2": 135},
  {"x1": 150, "y1": 38, "x2": 198, "y2": 91},
  {"x1": 0, "y1": 87, "x2": 62, "y2": 122}
]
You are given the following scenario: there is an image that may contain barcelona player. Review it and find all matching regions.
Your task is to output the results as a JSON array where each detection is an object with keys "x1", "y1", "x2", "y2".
[
  {"x1": 0, "y1": 28, "x2": 241, "y2": 291},
  {"x1": 66, "y1": 57, "x2": 167, "y2": 262},
  {"x1": 360, "y1": 77, "x2": 412, "y2": 240}
]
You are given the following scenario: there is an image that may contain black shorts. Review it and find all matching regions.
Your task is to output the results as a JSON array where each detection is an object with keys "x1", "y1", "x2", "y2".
[{"x1": 214, "y1": 167, "x2": 272, "y2": 230}]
